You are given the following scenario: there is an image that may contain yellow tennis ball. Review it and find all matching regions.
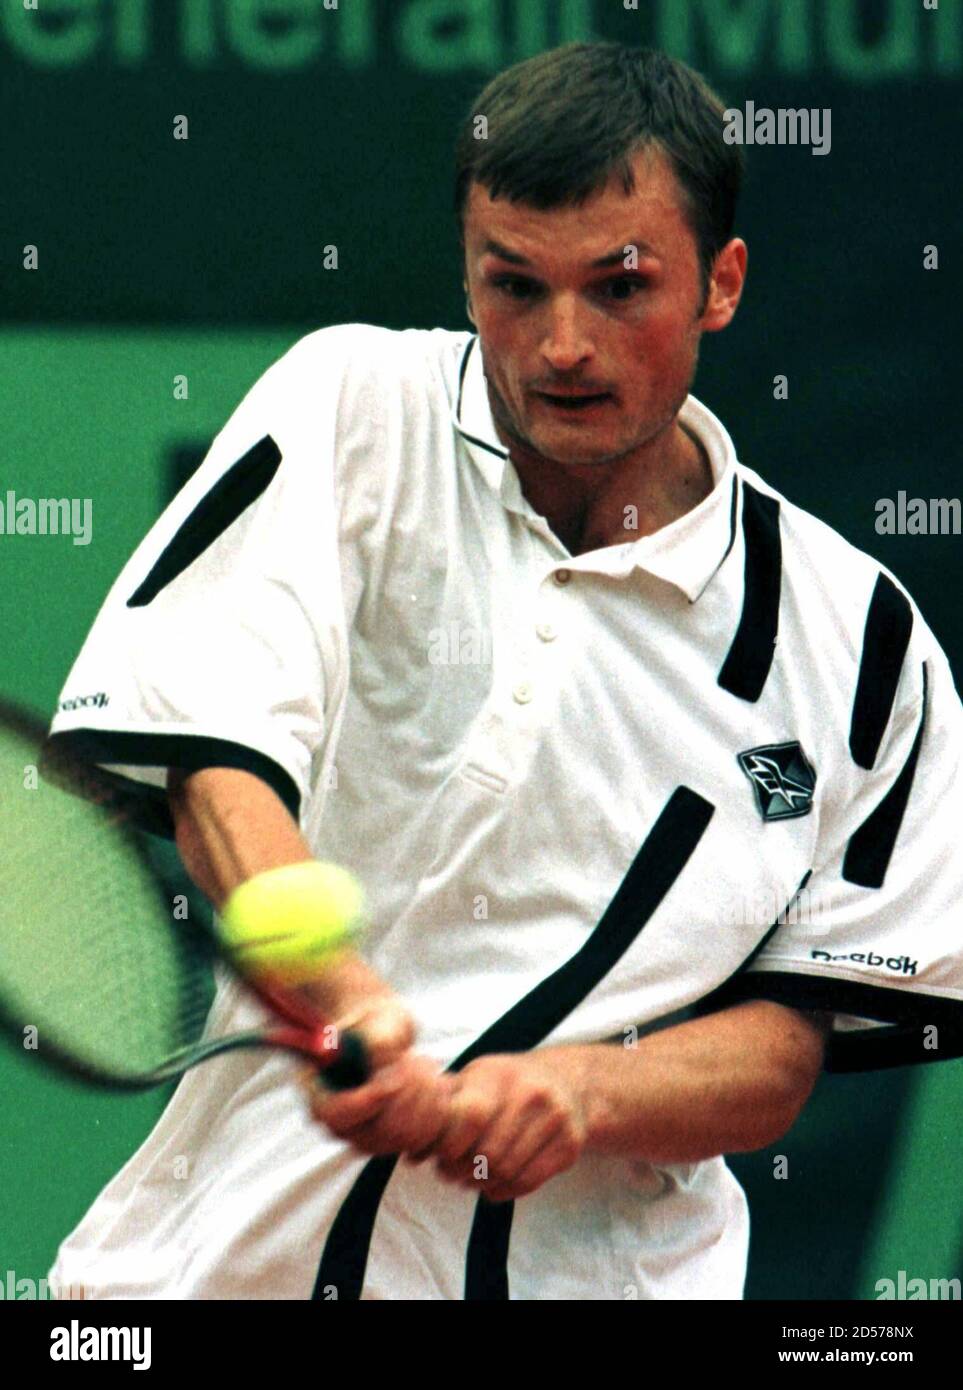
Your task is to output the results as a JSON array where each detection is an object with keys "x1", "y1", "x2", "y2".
[{"x1": 219, "y1": 861, "x2": 365, "y2": 986}]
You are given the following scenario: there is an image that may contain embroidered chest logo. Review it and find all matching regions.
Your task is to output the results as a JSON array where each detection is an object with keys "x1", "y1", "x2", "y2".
[{"x1": 737, "y1": 742, "x2": 817, "y2": 821}]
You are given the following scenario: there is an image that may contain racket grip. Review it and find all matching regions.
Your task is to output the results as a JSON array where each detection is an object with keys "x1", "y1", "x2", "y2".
[{"x1": 320, "y1": 1028, "x2": 370, "y2": 1091}]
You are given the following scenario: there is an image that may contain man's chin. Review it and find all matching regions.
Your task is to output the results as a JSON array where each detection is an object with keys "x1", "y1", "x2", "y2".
[
  {"x1": 494, "y1": 405, "x2": 629, "y2": 468},
  {"x1": 521, "y1": 425, "x2": 626, "y2": 468}
]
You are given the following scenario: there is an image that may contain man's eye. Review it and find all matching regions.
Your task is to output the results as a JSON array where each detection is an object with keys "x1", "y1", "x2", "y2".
[
  {"x1": 491, "y1": 276, "x2": 648, "y2": 303},
  {"x1": 493, "y1": 276, "x2": 537, "y2": 300},
  {"x1": 601, "y1": 277, "x2": 648, "y2": 301}
]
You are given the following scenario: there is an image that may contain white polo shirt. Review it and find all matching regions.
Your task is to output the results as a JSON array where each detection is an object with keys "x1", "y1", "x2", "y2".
[{"x1": 45, "y1": 324, "x2": 963, "y2": 1300}]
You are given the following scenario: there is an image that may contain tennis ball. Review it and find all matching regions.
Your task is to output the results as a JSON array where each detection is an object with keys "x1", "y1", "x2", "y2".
[{"x1": 219, "y1": 860, "x2": 365, "y2": 986}]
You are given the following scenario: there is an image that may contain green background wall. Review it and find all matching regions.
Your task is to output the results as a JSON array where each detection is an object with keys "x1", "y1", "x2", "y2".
[{"x1": 1, "y1": 0, "x2": 960, "y2": 1299}]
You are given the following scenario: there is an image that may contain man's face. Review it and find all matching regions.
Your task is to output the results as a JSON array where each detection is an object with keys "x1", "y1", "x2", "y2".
[{"x1": 462, "y1": 146, "x2": 717, "y2": 470}]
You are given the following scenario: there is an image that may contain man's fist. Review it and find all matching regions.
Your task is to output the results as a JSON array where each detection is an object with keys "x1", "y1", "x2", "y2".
[
  {"x1": 406, "y1": 1051, "x2": 590, "y2": 1202},
  {"x1": 304, "y1": 1052, "x2": 457, "y2": 1156},
  {"x1": 302, "y1": 1035, "x2": 591, "y2": 1204}
]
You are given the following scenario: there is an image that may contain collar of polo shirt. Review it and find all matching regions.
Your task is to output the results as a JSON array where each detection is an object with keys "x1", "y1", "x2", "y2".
[{"x1": 451, "y1": 334, "x2": 740, "y2": 604}]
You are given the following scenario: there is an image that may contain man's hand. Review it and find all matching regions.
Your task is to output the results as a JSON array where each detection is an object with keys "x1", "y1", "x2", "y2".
[
  {"x1": 406, "y1": 1051, "x2": 590, "y2": 1202},
  {"x1": 304, "y1": 1052, "x2": 458, "y2": 1156},
  {"x1": 292, "y1": 951, "x2": 416, "y2": 1072},
  {"x1": 303, "y1": 1047, "x2": 589, "y2": 1204},
  {"x1": 301, "y1": 1001, "x2": 828, "y2": 1196}
]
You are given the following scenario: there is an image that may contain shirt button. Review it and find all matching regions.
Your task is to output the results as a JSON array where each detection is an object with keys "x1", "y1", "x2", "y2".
[
  {"x1": 535, "y1": 623, "x2": 557, "y2": 642},
  {"x1": 553, "y1": 568, "x2": 572, "y2": 586},
  {"x1": 513, "y1": 682, "x2": 533, "y2": 704}
]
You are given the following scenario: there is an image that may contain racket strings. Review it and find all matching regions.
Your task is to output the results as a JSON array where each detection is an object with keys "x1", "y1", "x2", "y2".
[{"x1": 0, "y1": 720, "x2": 215, "y2": 1083}]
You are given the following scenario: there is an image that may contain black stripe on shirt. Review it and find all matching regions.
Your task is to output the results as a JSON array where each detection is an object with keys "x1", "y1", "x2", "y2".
[
  {"x1": 312, "y1": 786, "x2": 714, "y2": 1302},
  {"x1": 464, "y1": 1199, "x2": 513, "y2": 1301},
  {"x1": 455, "y1": 334, "x2": 473, "y2": 412},
  {"x1": 703, "y1": 969, "x2": 963, "y2": 1072},
  {"x1": 690, "y1": 475, "x2": 740, "y2": 605},
  {"x1": 453, "y1": 336, "x2": 508, "y2": 462},
  {"x1": 721, "y1": 472, "x2": 739, "y2": 568},
  {"x1": 843, "y1": 663, "x2": 928, "y2": 889},
  {"x1": 39, "y1": 727, "x2": 300, "y2": 839},
  {"x1": 849, "y1": 574, "x2": 914, "y2": 770},
  {"x1": 311, "y1": 1155, "x2": 399, "y2": 1303},
  {"x1": 717, "y1": 483, "x2": 782, "y2": 702},
  {"x1": 127, "y1": 435, "x2": 282, "y2": 607},
  {"x1": 828, "y1": 1021, "x2": 963, "y2": 1072},
  {"x1": 462, "y1": 787, "x2": 714, "y2": 1300}
]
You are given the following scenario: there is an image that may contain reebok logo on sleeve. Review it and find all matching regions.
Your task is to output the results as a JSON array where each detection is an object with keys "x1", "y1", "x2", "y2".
[
  {"x1": 812, "y1": 949, "x2": 918, "y2": 976},
  {"x1": 59, "y1": 692, "x2": 109, "y2": 712}
]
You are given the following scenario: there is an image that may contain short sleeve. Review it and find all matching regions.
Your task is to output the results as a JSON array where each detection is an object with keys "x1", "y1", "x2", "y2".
[
  {"x1": 41, "y1": 331, "x2": 357, "y2": 839},
  {"x1": 701, "y1": 623, "x2": 963, "y2": 1073}
]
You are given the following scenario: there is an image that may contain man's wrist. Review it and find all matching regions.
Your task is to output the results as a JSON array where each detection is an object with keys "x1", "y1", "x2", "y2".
[
  {"x1": 294, "y1": 950, "x2": 391, "y2": 1021},
  {"x1": 538, "y1": 1041, "x2": 620, "y2": 1152}
]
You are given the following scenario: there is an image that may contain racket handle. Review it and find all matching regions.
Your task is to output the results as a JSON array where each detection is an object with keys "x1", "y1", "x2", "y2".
[{"x1": 320, "y1": 1028, "x2": 370, "y2": 1091}]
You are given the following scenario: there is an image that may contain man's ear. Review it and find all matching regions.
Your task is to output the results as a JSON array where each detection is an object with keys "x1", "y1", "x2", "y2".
[
  {"x1": 463, "y1": 280, "x2": 476, "y2": 326},
  {"x1": 700, "y1": 238, "x2": 747, "y2": 333}
]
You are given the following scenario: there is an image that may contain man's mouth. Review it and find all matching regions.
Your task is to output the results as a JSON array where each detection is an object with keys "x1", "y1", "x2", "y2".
[{"x1": 535, "y1": 391, "x2": 613, "y2": 411}]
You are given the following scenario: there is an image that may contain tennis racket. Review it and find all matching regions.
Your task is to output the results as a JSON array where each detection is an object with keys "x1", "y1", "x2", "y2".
[{"x1": 0, "y1": 699, "x2": 369, "y2": 1091}]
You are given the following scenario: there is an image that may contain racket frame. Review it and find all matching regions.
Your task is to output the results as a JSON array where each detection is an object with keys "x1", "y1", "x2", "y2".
[{"x1": 0, "y1": 699, "x2": 369, "y2": 1091}]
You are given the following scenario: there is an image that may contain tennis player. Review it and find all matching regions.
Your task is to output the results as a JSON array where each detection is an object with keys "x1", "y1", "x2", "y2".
[{"x1": 45, "y1": 42, "x2": 963, "y2": 1299}]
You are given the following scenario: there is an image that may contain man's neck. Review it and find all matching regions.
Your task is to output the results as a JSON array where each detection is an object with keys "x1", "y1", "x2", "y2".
[{"x1": 496, "y1": 416, "x2": 714, "y2": 559}]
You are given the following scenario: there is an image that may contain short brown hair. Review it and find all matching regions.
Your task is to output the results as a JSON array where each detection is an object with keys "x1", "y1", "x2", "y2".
[{"x1": 453, "y1": 42, "x2": 744, "y2": 300}]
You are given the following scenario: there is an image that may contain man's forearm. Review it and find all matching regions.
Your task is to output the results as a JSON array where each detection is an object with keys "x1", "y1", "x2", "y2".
[
  {"x1": 167, "y1": 766, "x2": 314, "y2": 911},
  {"x1": 166, "y1": 766, "x2": 396, "y2": 1021},
  {"x1": 541, "y1": 1001, "x2": 829, "y2": 1165}
]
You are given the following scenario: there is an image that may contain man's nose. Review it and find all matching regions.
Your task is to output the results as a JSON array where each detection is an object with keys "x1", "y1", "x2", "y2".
[{"x1": 539, "y1": 295, "x2": 593, "y2": 370}]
